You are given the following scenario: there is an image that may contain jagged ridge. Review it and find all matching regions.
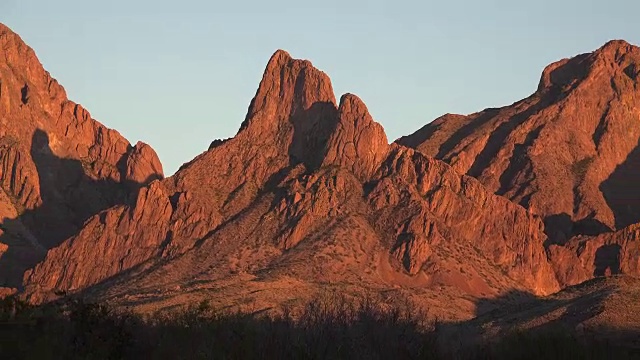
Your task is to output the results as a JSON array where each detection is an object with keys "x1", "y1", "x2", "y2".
[
  {"x1": 23, "y1": 46, "x2": 558, "y2": 316},
  {"x1": 2, "y1": 24, "x2": 638, "y2": 321}
]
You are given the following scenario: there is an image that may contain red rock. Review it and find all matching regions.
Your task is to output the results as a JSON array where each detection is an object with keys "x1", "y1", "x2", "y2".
[
  {"x1": 0, "y1": 287, "x2": 16, "y2": 299},
  {"x1": 22, "y1": 48, "x2": 339, "y2": 296},
  {"x1": 0, "y1": 23, "x2": 163, "y2": 288},
  {"x1": 369, "y1": 145, "x2": 559, "y2": 294},
  {"x1": 548, "y1": 223, "x2": 640, "y2": 287},
  {"x1": 124, "y1": 141, "x2": 164, "y2": 185},
  {"x1": 322, "y1": 93, "x2": 389, "y2": 180},
  {"x1": 24, "y1": 181, "x2": 173, "y2": 299},
  {"x1": 398, "y1": 40, "x2": 640, "y2": 290}
]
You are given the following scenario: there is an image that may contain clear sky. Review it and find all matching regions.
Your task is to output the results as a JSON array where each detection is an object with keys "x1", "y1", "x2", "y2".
[{"x1": 2, "y1": 1, "x2": 639, "y2": 175}]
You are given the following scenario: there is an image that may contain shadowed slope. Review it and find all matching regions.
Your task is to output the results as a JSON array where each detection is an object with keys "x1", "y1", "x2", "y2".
[
  {"x1": 399, "y1": 40, "x2": 640, "y2": 244},
  {"x1": 0, "y1": 24, "x2": 163, "y2": 289}
]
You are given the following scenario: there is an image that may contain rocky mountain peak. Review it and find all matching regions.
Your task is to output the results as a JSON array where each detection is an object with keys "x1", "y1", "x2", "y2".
[
  {"x1": 537, "y1": 39, "x2": 640, "y2": 94},
  {"x1": 239, "y1": 49, "x2": 336, "y2": 137},
  {"x1": 322, "y1": 93, "x2": 389, "y2": 180}
]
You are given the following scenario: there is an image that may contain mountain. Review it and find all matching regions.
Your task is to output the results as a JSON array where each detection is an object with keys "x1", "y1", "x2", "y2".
[
  {"x1": 20, "y1": 47, "x2": 559, "y2": 319},
  {"x1": 397, "y1": 40, "x2": 640, "y2": 243},
  {"x1": 397, "y1": 40, "x2": 640, "y2": 290},
  {"x1": 0, "y1": 24, "x2": 163, "y2": 290},
  {"x1": 1, "y1": 23, "x2": 639, "y2": 323}
]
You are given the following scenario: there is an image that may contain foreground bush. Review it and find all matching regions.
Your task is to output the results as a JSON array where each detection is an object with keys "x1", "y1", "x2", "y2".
[{"x1": 0, "y1": 295, "x2": 638, "y2": 359}]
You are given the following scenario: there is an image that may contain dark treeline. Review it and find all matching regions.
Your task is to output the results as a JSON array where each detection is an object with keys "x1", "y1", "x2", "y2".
[{"x1": 0, "y1": 295, "x2": 637, "y2": 360}]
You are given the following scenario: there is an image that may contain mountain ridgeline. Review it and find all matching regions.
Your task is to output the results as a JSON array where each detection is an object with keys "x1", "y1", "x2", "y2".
[{"x1": 0, "y1": 23, "x2": 639, "y2": 325}]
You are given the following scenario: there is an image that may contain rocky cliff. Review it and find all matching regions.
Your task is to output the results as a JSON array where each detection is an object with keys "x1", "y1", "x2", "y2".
[{"x1": 0, "y1": 24, "x2": 163, "y2": 289}]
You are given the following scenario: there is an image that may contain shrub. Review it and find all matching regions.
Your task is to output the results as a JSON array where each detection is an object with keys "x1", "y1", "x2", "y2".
[{"x1": 1, "y1": 295, "x2": 639, "y2": 359}]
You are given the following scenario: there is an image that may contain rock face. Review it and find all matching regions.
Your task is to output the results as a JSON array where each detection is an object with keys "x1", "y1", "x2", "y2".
[
  {"x1": 369, "y1": 145, "x2": 558, "y2": 294},
  {"x1": 398, "y1": 40, "x2": 640, "y2": 243},
  {"x1": 548, "y1": 223, "x2": 640, "y2": 287},
  {"x1": 24, "y1": 181, "x2": 172, "y2": 292},
  {"x1": 0, "y1": 24, "x2": 163, "y2": 289},
  {"x1": 322, "y1": 94, "x2": 389, "y2": 180}
]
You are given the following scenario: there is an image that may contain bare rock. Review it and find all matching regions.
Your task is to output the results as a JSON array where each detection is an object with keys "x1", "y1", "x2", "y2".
[{"x1": 322, "y1": 93, "x2": 389, "y2": 180}]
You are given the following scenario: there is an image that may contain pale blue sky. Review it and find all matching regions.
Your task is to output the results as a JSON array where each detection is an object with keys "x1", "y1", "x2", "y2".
[{"x1": 2, "y1": 1, "x2": 638, "y2": 175}]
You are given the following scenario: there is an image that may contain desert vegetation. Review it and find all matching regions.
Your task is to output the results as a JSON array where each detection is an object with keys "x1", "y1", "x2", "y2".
[{"x1": 1, "y1": 295, "x2": 637, "y2": 360}]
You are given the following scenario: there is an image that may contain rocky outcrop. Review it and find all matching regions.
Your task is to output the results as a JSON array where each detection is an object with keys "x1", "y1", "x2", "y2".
[
  {"x1": 23, "y1": 48, "x2": 342, "y2": 296},
  {"x1": 368, "y1": 145, "x2": 559, "y2": 294},
  {"x1": 23, "y1": 181, "x2": 172, "y2": 299},
  {"x1": 391, "y1": 218, "x2": 439, "y2": 276},
  {"x1": 123, "y1": 142, "x2": 164, "y2": 185},
  {"x1": 549, "y1": 223, "x2": 640, "y2": 287},
  {"x1": 169, "y1": 49, "x2": 338, "y2": 221},
  {"x1": 322, "y1": 94, "x2": 389, "y2": 180}
]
